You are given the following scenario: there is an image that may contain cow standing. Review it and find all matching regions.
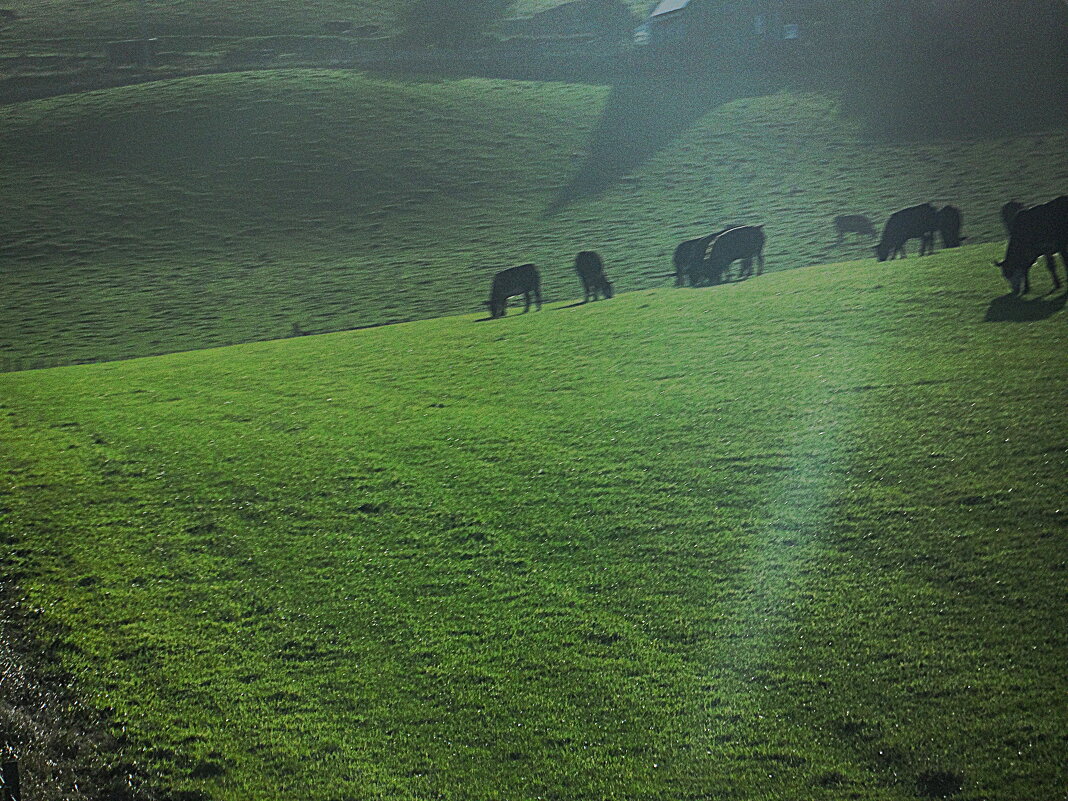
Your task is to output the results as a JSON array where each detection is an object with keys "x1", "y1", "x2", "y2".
[
  {"x1": 936, "y1": 205, "x2": 966, "y2": 248},
  {"x1": 834, "y1": 214, "x2": 877, "y2": 243},
  {"x1": 673, "y1": 225, "x2": 745, "y2": 286},
  {"x1": 486, "y1": 263, "x2": 542, "y2": 318},
  {"x1": 875, "y1": 203, "x2": 939, "y2": 261},
  {"x1": 574, "y1": 250, "x2": 614, "y2": 302},
  {"x1": 994, "y1": 195, "x2": 1068, "y2": 296},
  {"x1": 673, "y1": 233, "x2": 716, "y2": 287},
  {"x1": 691, "y1": 225, "x2": 766, "y2": 286}
]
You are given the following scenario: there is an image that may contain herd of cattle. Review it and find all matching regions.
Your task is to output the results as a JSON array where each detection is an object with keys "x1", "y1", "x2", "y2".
[{"x1": 484, "y1": 196, "x2": 1068, "y2": 318}]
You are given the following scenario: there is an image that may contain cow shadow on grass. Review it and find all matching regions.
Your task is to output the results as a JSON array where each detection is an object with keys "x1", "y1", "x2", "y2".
[
  {"x1": 544, "y1": 71, "x2": 762, "y2": 216},
  {"x1": 984, "y1": 290, "x2": 1066, "y2": 322}
]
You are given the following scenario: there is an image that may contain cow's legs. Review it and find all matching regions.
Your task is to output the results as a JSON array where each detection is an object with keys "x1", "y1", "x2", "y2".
[
  {"x1": 1045, "y1": 252, "x2": 1064, "y2": 289},
  {"x1": 740, "y1": 257, "x2": 752, "y2": 279},
  {"x1": 522, "y1": 291, "x2": 531, "y2": 313},
  {"x1": 756, "y1": 250, "x2": 765, "y2": 275}
]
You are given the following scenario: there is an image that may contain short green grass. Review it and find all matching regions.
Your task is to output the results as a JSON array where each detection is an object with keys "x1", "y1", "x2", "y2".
[
  {"x1": 2, "y1": 243, "x2": 1065, "y2": 800},
  {"x1": 3, "y1": 70, "x2": 1068, "y2": 369}
]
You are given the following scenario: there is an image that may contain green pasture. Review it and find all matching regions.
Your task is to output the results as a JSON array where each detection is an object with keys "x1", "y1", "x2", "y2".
[
  {"x1": 2, "y1": 243, "x2": 1065, "y2": 799},
  {"x1": 3, "y1": 70, "x2": 1068, "y2": 369},
  {"x1": 0, "y1": 0, "x2": 647, "y2": 39}
]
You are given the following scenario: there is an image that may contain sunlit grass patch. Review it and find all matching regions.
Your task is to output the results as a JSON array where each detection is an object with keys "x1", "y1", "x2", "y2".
[{"x1": 1, "y1": 245, "x2": 1065, "y2": 799}]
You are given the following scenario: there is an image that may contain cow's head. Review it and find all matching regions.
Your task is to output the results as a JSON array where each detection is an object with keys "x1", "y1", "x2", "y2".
[
  {"x1": 874, "y1": 242, "x2": 891, "y2": 262},
  {"x1": 994, "y1": 259, "x2": 1028, "y2": 296},
  {"x1": 602, "y1": 279, "x2": 615, "y2": 299}
]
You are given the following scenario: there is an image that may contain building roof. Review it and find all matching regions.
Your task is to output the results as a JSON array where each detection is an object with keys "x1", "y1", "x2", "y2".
[{"x1": 650, "y1": 0, "x2": 691, "y2": 18}]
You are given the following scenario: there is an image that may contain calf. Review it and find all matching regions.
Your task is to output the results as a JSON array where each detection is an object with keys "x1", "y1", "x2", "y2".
[
  {"x1": 486, "y1": 263, "x2": 542, "y2": 318},
  {"x1": 936, "y1": 204, "x2": 966, "y2": 248},
  {"x1": 692, "y1": 225, "x2": 766, "y2": 285},
  {"x1": 1000, "y1": 200, "x2": 1024, "y2": 234},
  {"x1": 875, "y1": 203, "x2": 938, "y2": 261},
  {"x1": 834, "y1": 214, "x2": 876, "y2": 243},
  {"x1": 994, "y1": 195, "x2": 1068, "y2": 296},
  {"x1": 574, "y1": 250, "x2": 614, "y2": 302}
]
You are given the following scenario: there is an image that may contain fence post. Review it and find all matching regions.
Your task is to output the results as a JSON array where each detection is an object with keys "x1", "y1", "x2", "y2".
[{"x1": 0, "y1": 761, "x2": 20, "y2": 801}]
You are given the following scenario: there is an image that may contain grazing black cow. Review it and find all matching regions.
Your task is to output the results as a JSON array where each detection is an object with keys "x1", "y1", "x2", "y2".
[
  {"x1": 834, "y1": 214, "x2": 876, "y2": 243},
  {"x1": 691, "y1": 225, "x2": 766, "y2": 286},
  {"x1": 673, "y1": 225, "x2": 745, "y2": 286},
  {"x1": 936, "y1": 205, "x2": 966, "y2": 248},
  {"x1": 486, "y1": 263, "x2": 542, "y2": 318},
  {"x1": 1000, "y1": 200, "x2": 1024, "y2": 234},
  {"x1": 673, "y1": 234, "x2": 716, "y2": 287},
  {"x1": 994, "y1": 195, "x2": 1068, "y2": 296},
  {"x1": 574, "y1": 250, "x2": 614, "y2": 302},
  {"x1": 875, "y1": 203, "x2": 938, "y2": 261}
]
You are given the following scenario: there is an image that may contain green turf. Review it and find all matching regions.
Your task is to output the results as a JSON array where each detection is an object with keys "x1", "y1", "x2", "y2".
[
  {"x1": 3, "y1": 70, "x2": 1068, "y2": 371},
  {"x1": 1, "y1": 242, "x2": 1065, "y2": 800}
]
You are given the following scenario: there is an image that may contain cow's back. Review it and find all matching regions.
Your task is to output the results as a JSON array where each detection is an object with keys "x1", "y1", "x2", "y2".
[
  {"x1": 1009, "y1": 195, "x2": 1068, "y2": 248},
  {"x1": 707, "y1": 225, "x2": 765, "y2": 262}
]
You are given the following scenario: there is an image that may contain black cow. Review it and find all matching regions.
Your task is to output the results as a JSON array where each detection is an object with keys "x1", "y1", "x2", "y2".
[
  {"x1": 691, "y1": 225, "x2": 766, "y2": 286},
  {"x1": 936, "y1": 205, "x2": 966, "y2": 248},
  {"x1": 673, "y1": 234, "x2": 716, "y2": 287},
  {"x1": 673, "y1": 225, "x2": 745, "y2": 286},
  {"x1": 994, "y1": 195, "x2": 1068, "y2": 296},
  {"x1": 875, "y1": 203, "x2": 938, "y2": 261},
  {"x1": 486, "y1": 263, "x2": 542, "y2": 318},
  {"x1": 1000, "y1": 200, "x2": 1024, "y2": 234},
  {"x1": 574, "y1": 250, "x2": 614, "y2": 302},
  {"x1": 834, "y1": 214, "x2": 876, "y2": 243}
]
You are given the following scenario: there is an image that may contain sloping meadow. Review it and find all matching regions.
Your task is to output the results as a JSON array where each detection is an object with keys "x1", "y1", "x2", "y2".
[
  {"x1": 3, "y1": 71, "x2": 1068, "y2": 368},
  {"x1": 1, "y1": 244, "x2": 1065, "y2": 800}
]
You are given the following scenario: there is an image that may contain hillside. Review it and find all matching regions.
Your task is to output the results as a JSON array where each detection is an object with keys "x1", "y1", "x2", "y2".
[
  {"x1": 0, "y1": 0, "x2": 649, "y2": 39},
  {"x1": 1, "y1": 243, "x2": 1065, "y2": 800},
  {"x1": 3, "y1": 70, "x2": 1067, "y2": 369}
]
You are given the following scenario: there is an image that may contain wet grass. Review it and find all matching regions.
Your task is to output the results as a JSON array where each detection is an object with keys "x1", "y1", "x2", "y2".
[
  {"x1": 3, "y1": 70, "x2": 1068, "y2": 371},
  {"x1": 1, "y1": 243, "x2": 1065, "y2": 800}
]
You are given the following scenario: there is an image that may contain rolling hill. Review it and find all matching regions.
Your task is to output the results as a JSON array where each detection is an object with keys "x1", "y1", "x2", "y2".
[
  {"x1": 1, "y1": 243, "x2": 1066, "y2": 800},
  {"x1": 3, "y1": 69, "x2": 1068, "y2": 370},
  {"x1": 0, "y1": 0, "x2": 649, "y2": 39}
]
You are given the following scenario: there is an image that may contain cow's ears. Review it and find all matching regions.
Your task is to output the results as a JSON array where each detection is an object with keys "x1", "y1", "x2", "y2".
[{"x1": 992, "y1": 260, "x2": 1004, "y2": 267}]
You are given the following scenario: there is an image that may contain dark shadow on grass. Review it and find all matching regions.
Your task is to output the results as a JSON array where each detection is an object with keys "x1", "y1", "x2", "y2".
[
  {"x1": 545, "y1": 71, "x2": 761, "y2": 216},
  {"x1": 984, "y1": 290, "x2": 1066, "y2": 322}
]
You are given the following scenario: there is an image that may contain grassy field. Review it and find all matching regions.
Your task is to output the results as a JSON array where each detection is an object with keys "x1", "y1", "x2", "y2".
[
  {"x1": 3, "y1": 69, "x2": 1068, "y2": 370},
  {"x1": 1, "y1": 242, "x2": 1065, "y2": 800},
  {"x1": 0, "y1": 0, "x2": 648, "y2": 39}
]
